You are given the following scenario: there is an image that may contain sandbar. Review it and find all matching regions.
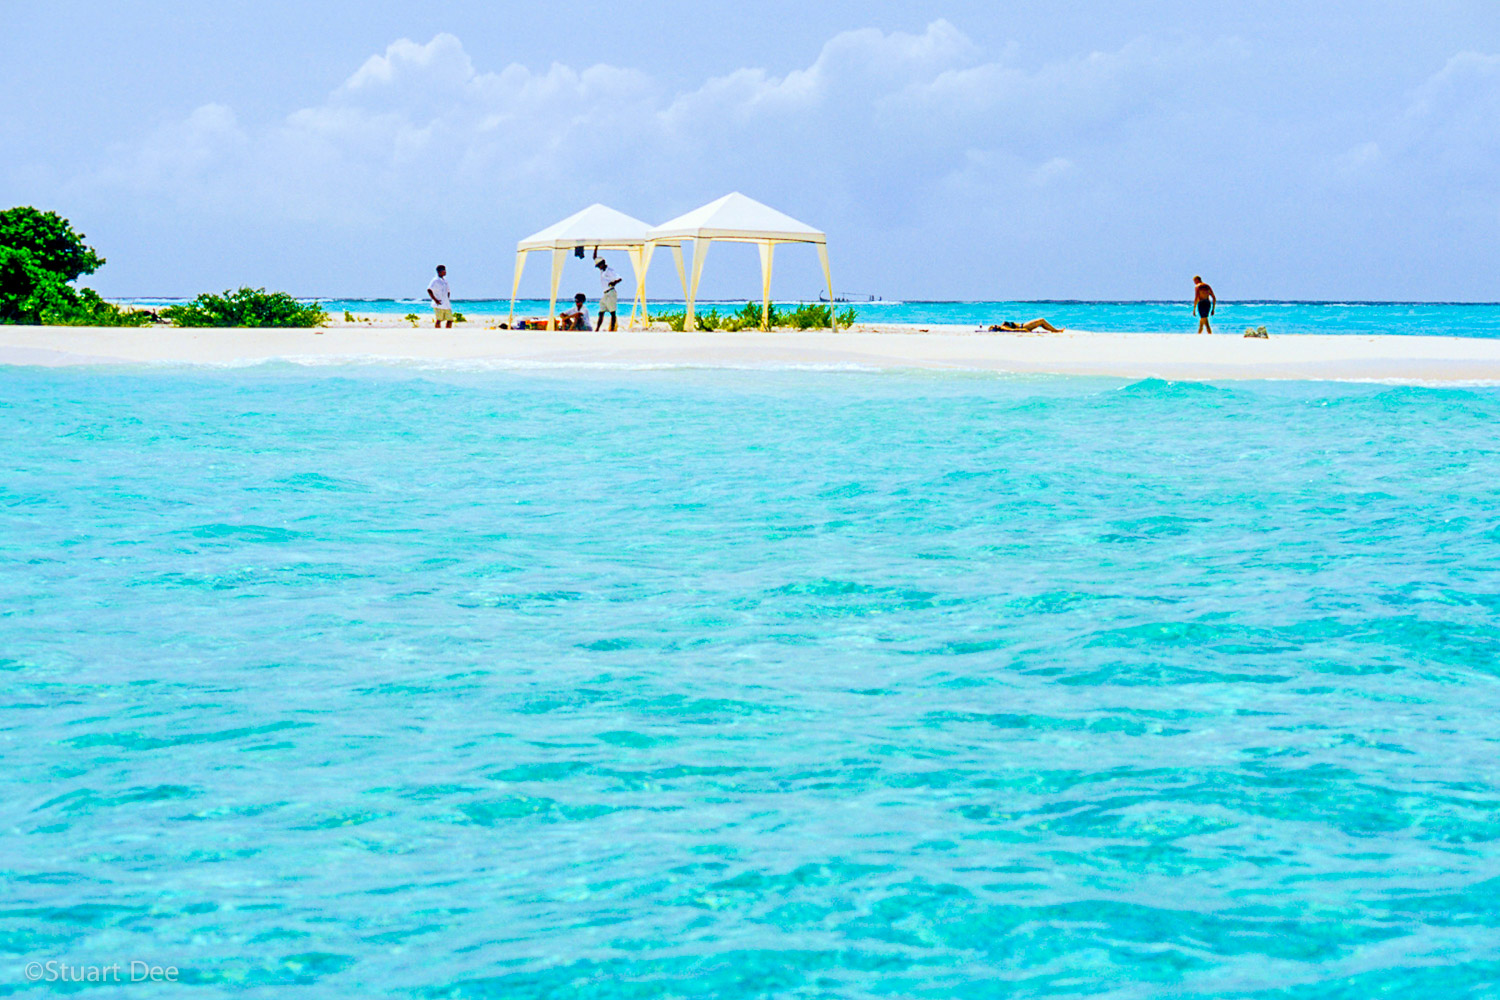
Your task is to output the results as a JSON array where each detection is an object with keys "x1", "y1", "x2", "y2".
[{"x1": 3, "y1": 322, "x2": 1500, "y2": 383}]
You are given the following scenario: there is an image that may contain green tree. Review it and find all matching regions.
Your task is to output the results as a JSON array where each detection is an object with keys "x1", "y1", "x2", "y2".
[
  {"x1": 0, "y1": 247, "x2": 74, "y2": 323},
  {"x1": 0, "y1": 207, "x2": 111, "y2": 324},
  {"x1": 0, "y1": 207, "x2": 103, "y2": 281}
]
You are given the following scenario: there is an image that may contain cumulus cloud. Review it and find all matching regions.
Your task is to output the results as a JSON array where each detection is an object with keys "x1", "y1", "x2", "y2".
[
  {"x1": 1398, "y1": 51, "x2": 1500, "y2": 177},
  {"x1": 70, "y1": 21, "x2": 1500, "y2": 298},
  {"x1": 92, "y1": 23, "x2": 1209, "y2": 226},
  {"x1": 1328, "y1": 50, "x2": 1500, "y2": 239}
]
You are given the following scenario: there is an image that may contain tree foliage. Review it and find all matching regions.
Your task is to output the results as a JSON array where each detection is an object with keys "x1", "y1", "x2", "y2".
[
  {"x1": 0, "y1": 207, "x2": 103, "y2": 283},
  {"x1": 161, "y1": 287, "x2": 328, "y2": 328},
  {"x1": 0, "y1": 246, "x2": 73, "y2": 324},
  {"x1": 0, "y1": 206, "x2": 151, "y2": 325}
]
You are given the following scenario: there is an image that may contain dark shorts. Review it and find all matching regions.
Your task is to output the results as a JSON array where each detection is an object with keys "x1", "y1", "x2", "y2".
[{"x1": 1197, "y1": 300, "x2": 1213, "y2": 318}]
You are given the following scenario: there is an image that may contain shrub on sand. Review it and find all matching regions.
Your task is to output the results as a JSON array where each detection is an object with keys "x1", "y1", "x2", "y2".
[
  {"x1": 162, "y1": 288, "x2": 328, "y2": 328},
  {"x1": 654, "y1": 302, "x2": 856, "y2": 332},
  {"x1": 43, "y1": 288, "x2": 153, "y2": 327}
]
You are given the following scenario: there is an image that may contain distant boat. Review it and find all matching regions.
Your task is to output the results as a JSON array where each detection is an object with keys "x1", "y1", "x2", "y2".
[{"x1": 819, "y1": 292, "x2": 883, "y2": 302}]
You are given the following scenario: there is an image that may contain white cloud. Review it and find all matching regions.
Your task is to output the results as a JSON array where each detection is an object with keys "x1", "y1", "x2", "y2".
[
  {"x1": 72, "y1": 22, "x2": 1496, "y2": 298},
  {"x1": 93, "y1": 21, "x2": 1195, "y2": 229},
  {"x1": 1397, "y1": 51, "x2": 1500, "y2": 177}
]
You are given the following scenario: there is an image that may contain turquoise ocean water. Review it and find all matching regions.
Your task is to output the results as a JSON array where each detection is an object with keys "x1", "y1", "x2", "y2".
[
  {"x1": 4, "y1": 363, "x2": 1500, "y2": 997},
  {"x1": 117, "y1": 299, "x2": 1500, "y2": 338}
]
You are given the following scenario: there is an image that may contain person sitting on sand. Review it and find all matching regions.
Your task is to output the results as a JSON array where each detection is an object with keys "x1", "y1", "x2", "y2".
[
  {"x1": 559, "y1": 293, "x2": 590, "y2": 331},
  {"x1": 988, "y1": 318, "x2": 1064, "y2": 333}
]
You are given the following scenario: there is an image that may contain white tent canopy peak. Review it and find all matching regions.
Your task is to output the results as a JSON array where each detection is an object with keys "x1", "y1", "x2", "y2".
[
  {"x1": 517, "y1": 203, "x2": 654, "y2": 251},
  {"x1": 647, "y1": 192, "x2": 826, "y2": 244}
]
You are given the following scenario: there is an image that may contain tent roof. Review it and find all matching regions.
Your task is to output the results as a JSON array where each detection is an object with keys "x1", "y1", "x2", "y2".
[
  {"x1": 517, "y1": 203, "x2": 655, "y2": 251},
  {"x1": 647, "y1": 192, "x2": 825, "y2": 244}
]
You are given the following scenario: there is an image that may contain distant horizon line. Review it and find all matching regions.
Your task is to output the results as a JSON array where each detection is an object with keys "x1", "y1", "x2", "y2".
[{"x1": 108, "y1": 297, "x2": 1500, "y2": 307}]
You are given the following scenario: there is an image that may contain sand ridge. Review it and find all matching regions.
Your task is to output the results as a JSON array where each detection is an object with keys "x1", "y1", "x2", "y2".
[{"x1": 4, "y1": 322, "x2": 1500, "y2": 383}]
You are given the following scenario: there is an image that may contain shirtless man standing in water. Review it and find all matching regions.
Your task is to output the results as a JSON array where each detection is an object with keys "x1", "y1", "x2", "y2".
[{"x1": 1193, "y1": 276, "x2": 1216, "y2": 334}]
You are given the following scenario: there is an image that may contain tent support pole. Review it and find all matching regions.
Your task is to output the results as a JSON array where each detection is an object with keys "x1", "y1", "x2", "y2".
[
  {"x1": 547, "y1": 248, "x2": 564, "y2": 331},
  {"x1": 671, "y1": 244, "x2": 687, "y2": 314},
  {"x1": 759, "y1": 241, "x2": 775, "y2": 330},
  {"x1": 816, "y1": 242, "x2": 835, "y2": 331},
  {"x1": 638, "y1": 243, "x2": 656, "y2": 325},
  {"x1": 625, "y1": 246, "x2": 644, "y2": 330},
  {"x1": 509, "y1": 250, "x2": 528, "y2": 328},
  {"x1": 686, "y1": 239, "x2": 709, "y2": 333}
]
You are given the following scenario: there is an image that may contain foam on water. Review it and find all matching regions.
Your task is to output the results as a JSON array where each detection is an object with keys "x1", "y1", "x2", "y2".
[{"x1": 3, "y1": 366, "x2": 1499, "y2": 997}]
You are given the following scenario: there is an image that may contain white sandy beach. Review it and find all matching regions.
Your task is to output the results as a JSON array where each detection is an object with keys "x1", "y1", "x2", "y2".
[{"x1": 4, "y1": 321, "x2": 1500, "y2": 382}]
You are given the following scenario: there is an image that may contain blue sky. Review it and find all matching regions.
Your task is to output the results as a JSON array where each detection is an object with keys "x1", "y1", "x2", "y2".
[{"x1": 4, "y1": 1, "x2": 1499, "y2": 301}]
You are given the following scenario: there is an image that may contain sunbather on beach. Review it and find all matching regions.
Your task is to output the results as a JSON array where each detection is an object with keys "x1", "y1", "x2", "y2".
[{"x1": 989, "y1": 318, "x2": 1064, "y2": 332}]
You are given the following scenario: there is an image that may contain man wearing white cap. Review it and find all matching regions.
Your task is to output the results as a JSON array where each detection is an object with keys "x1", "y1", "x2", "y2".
[{"x1": 594, "y1": 256, "x2": 622, "y2": 331}]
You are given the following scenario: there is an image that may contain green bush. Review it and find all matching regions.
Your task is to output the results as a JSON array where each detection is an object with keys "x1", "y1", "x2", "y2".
[
  {"x1": 42, "y1": 287, "x2": 152, "y2": 327},
  {"x1": 654, "y1": 301, "x2": 855, "y2": 332},
  {"x1": 404, "y1": 313, "x2": 420, "y2": 327},
  {"x1": 161, "y1": 287, "x2": 328, "y2": 328},
  {"x1": 782, "y1": 303, "x2": 856, "y2": 329}
]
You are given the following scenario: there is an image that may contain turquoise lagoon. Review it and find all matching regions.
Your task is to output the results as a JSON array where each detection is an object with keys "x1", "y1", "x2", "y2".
[
  {"x1": 3, "y1": 364, "x2": 1499, "y2": 997},
  {"x1": 117, "y1": 299, "x2": 1500, "y2": 338}
]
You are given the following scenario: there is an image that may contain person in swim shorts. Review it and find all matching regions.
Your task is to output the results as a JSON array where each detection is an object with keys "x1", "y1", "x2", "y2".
[{"x1": 1193, "y1": 276, "x2": 1216, "y2": 334}]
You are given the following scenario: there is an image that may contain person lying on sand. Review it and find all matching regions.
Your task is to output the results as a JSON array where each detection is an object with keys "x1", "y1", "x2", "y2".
[{"x1": 988, "y1": 318, "x2": 1064, "y2": 333}]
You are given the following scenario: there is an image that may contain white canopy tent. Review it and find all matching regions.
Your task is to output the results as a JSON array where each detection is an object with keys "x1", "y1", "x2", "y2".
[
  {"x1": 510, "y1": 204, "x2": 679, "y2": 330},
  {"x1": 645, "y1": 192, "x2": 834, "y2": 332}
]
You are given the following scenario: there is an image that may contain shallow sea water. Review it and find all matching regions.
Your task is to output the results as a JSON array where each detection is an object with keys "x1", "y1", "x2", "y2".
[
  {"x1": 118, "y1": 298, "x2": 1500, "y2": 338},
  {"x1": 2, "y1": 366, "x2": 1499, "y2": 998}
]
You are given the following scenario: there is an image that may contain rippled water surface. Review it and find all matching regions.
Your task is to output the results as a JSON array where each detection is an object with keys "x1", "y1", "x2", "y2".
[
  {"x1": 3, "y1": 366, "x2": 1500, "y2": 998},
  {"x1": 117, "y1": 298, "x2": 1500, "y2": 337}
]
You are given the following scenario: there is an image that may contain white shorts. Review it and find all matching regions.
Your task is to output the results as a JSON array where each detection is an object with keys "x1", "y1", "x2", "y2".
[
  {"x1": 434, "y1": 308, "x2": 454, "y2": 322},
  {"x1": 600, "y1": 288, "x2": 618, "y2": 312}
]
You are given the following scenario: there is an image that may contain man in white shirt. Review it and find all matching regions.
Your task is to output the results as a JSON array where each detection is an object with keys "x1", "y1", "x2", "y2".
[
  {"x1": 594, "y1": 257, "x2": 622, "y2": 331},
  {"x1": 427, "y1": 265, "x2": 453, "y2": 328}
]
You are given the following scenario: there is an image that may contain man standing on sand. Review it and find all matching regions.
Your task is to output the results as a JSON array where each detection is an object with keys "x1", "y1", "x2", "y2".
[
  {"x1": 594, "y1": 256, "x2": 622, "y2": 331},
  {"x1": 1193, "y1": 276, "x2": 1216, "y2": 335},
  {"x1": 427, "y1": 265, "x2": 453, "y2": 329}
]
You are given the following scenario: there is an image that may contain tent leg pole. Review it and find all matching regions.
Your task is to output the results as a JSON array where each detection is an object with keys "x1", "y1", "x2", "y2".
[
  {"x1": 547, "y1": 248, "x2": 564, "y2": 332},
  {"x1": 759, "y1": 241, "x2": 774, "y2": 331},
  {"x1": 817, "y1": 243, "x2": 835, "y2": 331},
  {"x1": 671, "y1": 244, "x2": 688, "y2": 323},
  {"x1": 640, "y1": 243, "x2": 656, "y2": 325},
  {"x1": 625, "y1": 246, "x2": 643, "y2": 331},
  {"x1": 686, "y1": 240, "x2": 709, "y2": 333},
  {"x1": 509, "y1": 250, "x2": 528, "y2": 328}
]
